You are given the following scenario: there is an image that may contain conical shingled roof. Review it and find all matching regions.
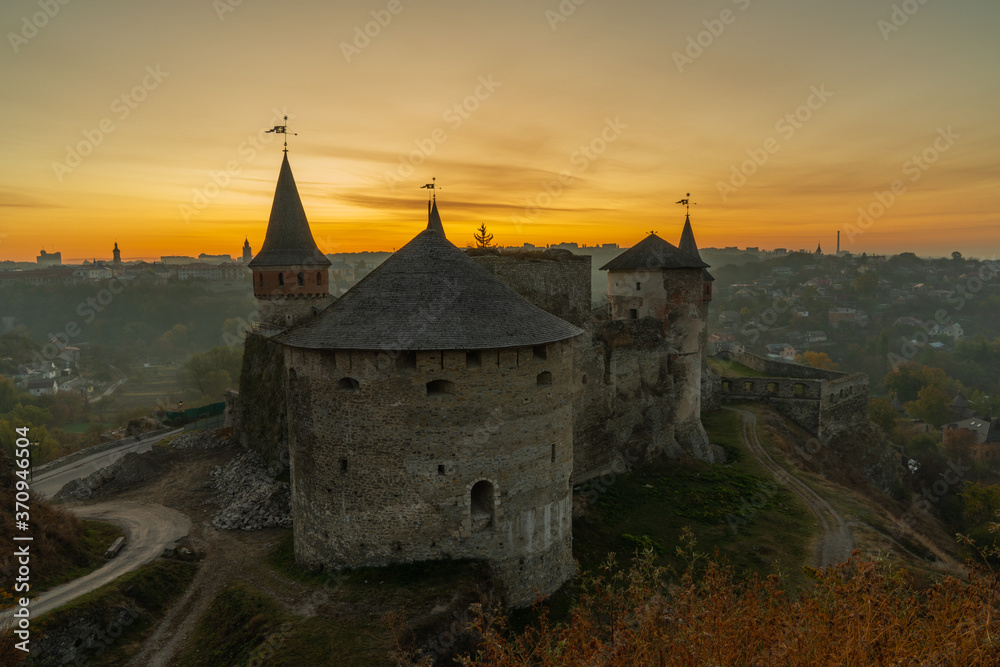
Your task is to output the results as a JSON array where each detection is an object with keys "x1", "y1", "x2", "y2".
[
  {"x1": 599, "y1": 232, "x2": 707, "y2": 272},
  {"x1": 678, "y1": 214, "x2": 707, "y2": 267},
  {"x1": 427, "y1": 198, "x2": 444, "y2": 235},
  {"x1": 248, "y1": 154, "x2": 330, "y2": 269},
  {"x1": 275, "y1": 205, "x2": 583, "y2": 351}
]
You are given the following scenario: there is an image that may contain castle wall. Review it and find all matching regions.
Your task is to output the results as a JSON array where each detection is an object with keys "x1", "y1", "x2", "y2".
[
  {"x1": 715, "y1": 351, "x2": 870, "y2": 441},
  {"x1": 719, "y1": 376, "x2": 824, "y2": 434},
  {"x1": 819, "y1": 373, "x2": 871, "y2": 440},
  {"x1": 471, "y1": 252, "x2": 592, "y2": 326},
  {"x1": 284, "y1": 340, "x2": 576, "y2": 608},
  {"x1": 253, "y1": 265, "x2": 334, "y2": 328},
  {"x1": 235, "y1": 333, "x2": 288, "y2": 462},
  {"x1": 572, "y1": 317, "x2": 718, "y2": 483},
  {"x1": 719, "y1": 349, "x2": 843, "y2": 381}
]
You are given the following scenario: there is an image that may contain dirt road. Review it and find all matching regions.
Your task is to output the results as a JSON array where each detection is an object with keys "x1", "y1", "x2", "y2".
[
  {"x1": 727, "y1": 407, "x2": 853, "y2": 567},
  {"x1": 30, "y1": 502, "x2": 191, "y2": 619}
]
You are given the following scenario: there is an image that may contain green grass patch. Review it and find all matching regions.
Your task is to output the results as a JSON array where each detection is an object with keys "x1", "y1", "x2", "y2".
[
  {"x1": 36, "y1": 559, "x2": 197, "y2": 667},
  {"x1": 0, "y1": 520, "x2": 125, "y2": 612},
  {"x1": 33, "y1": 520, "x2": 125, "y2": 593},
  {"x1": 175, "y1": 582, "x2": 289, "y2": 667},
  {"x1": 573, "y1": 409, "x2": 816, "y2": 589},
  {"x1": 708, "y1": 357, "x2": 769, "y2": 378},
  {"x1": 254, "y1": 531, "x2": 489, "y2": 666}
]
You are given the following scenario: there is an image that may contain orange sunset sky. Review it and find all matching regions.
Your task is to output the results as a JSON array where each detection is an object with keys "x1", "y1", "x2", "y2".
[{"x1": 1, "y1": 0, "x2": 997, "y2": 263}]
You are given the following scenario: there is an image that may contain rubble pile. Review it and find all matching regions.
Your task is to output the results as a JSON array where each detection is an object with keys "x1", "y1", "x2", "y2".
[{"x1": 210, "y1": 451, "x2": 292, "y2": 531}]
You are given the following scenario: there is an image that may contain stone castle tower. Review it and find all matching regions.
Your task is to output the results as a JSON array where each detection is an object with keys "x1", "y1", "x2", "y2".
[
  {"x1": 112, "y1": 241, "x2": 121, "y2": 267},
  {"x1": 599, "y1": 214, "x2": 713, "y2": 459},
  {"x1": 242, "y1": 237, "x2": 252, "y2": 264},
  {"x1": 271, "y1": 200, "x2": 583, "y2": 607},
  {"x1": 247, "y1": 154, "x2": 332, "y2": 329},
  {"x1": 231, "y1": 166, "x2": 720, "y2": 607}
]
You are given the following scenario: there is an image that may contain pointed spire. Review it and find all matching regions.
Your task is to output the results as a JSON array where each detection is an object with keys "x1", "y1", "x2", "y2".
[
  {"x1": 427, "y1": 198, "x2": 445, "y2": 236},
  {"x1": 248, "y1": 153, "x2": 330, "y2": 268},
  {"x1": 678, "y1": 213, "x2": 704, "y2": 265}
]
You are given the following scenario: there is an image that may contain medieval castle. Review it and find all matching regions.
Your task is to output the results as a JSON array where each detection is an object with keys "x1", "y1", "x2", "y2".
[{"x1": 231, "y1": 153, "x2": 866, "y2": 606}]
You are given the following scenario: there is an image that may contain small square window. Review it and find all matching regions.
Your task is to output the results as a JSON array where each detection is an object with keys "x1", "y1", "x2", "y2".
[{"x1": 438, "y1": 464, "x2": 446, "y2": 475}]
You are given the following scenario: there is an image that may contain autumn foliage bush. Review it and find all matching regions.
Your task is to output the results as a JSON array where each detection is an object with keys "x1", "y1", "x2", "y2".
[{"x1": 450, "y1": 536, "x2": 1000, "y2": 666}]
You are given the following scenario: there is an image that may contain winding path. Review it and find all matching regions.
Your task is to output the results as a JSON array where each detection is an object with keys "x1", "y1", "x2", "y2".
[
  {"x1": 727, "y1": 407, "x2": 853, "y2": 567},
  {"x1": 29, "y1": 502, "x2": 192, "y2": 619}
]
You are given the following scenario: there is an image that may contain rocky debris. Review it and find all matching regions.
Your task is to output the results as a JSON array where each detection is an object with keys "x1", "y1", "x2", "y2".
[
  {"x1": 125, "y1": 416, "x2": 164, "y2": 437},
  {"x1": 53, "y1": 431, "x2": 232, "y2": 501},
  {"x1": 210, "y1": 451, "x2": 291, "y2": 531},
  {"x1": 56, "y1": 449, "x2": 170, "y2": 501},
  {"x1": 30, "y1": 600, "x2": 141, "y2": 667},
  {"x1": 169, "y1": 430, "x2": 229, "y2": 450},
  {"x1": 99, "y1": 425, "x2": 128, "y2": 442}
]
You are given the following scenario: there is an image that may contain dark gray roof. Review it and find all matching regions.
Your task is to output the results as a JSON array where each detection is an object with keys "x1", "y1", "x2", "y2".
[
  {"x1": 948, "y1": 418, "x2": 1000, "y2": 444},
  {"x1": 427, "y1": 198, "x2": 444, "y2": 234},
  {"x1": 679, "y1": 214, "x2": 707, "y2": 266},
  {"x1": 275, "y1": 207, "x2": 583, "y2": 351},
  {"x1": 703, "y1": 269, "x2": 715, "y2": 282},
  {"x1": 599, "y1": 231, "x2": 708, "y2": 271},
  {"x1": 248, "y1": 154, "x2": 331, "y2": 269}
]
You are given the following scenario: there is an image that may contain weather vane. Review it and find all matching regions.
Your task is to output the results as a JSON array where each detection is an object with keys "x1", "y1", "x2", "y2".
[
  {"x1": 265, "y1": 115, "x2": 297, "y2": 154},
  {"x1": 675, "y1": 192, "x2": 697, "y2": 214},
  {"x1": 419, "y1": 177, "x2": 440, "y2": 201}
]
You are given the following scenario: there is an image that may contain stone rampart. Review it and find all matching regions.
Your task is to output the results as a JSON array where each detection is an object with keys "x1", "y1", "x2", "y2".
[
  {"x1": 471, "y1": 251, "x2": 592, "y2": 326},
  {"x1": 715, "y1": 351, "x2": 870, "y2": 440}
]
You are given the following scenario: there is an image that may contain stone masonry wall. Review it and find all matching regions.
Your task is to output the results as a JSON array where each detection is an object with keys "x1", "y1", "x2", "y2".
[
  {"x1": 716, "y1": 351, "x2": 871, "y2": 440},
  {"x1": 572, "y1": 317, "x2": 718, "y2": 483},
  {"x1": 284, "y1": 339, "x2": 575, "y2": 608},
  {"x1": 471, "y1": 252, "x2": 592, "y2": 326},
  {"x1": 236, "y1": 333, "x2": 288, "y2": 463},
  {"x1": 719, "y1": 375, "x2": 824, "y2": 435},
  {"x1": 819, "y1": 373, "x2": 871, "y2": 440}
]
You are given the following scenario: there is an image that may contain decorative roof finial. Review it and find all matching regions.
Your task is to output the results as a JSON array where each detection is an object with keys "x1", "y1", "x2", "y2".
[
  {"x1": 675, "y1": 192, "x2": 697, "y2": 215},
  {"x1": 265, "y1": 115, "x2": 297, "y2": 154}
]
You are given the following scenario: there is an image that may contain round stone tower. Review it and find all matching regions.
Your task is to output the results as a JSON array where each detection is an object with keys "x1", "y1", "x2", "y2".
[
  {"x1": 248, "y1": 153, "x2": 332, "y2": 330},
  {"x1": 273, "y1": 201, "x2": 583, "y2": 607}
]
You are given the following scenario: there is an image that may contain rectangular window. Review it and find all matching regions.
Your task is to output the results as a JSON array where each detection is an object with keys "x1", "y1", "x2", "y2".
[
  {"x1": 340, "y1": 459, "x2": 348, "y2": 474},
  {"x1": 551, "y1": 442, "x2": 556, "y2": 463},
  {"x1": 629, "y1": 308, "x2": 638, "y2": 320},
  {"x1": 636, "y1": 282, "x2": 641, "y2": 290},
  {"x1": 438, "y1": 464, "x2": 446, "y2": 475}
]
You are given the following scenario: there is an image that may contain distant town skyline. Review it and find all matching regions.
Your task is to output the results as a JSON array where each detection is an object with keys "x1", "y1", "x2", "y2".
[{"x1": 1, "y1": 0, "x2": 997, "y2": 262}]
